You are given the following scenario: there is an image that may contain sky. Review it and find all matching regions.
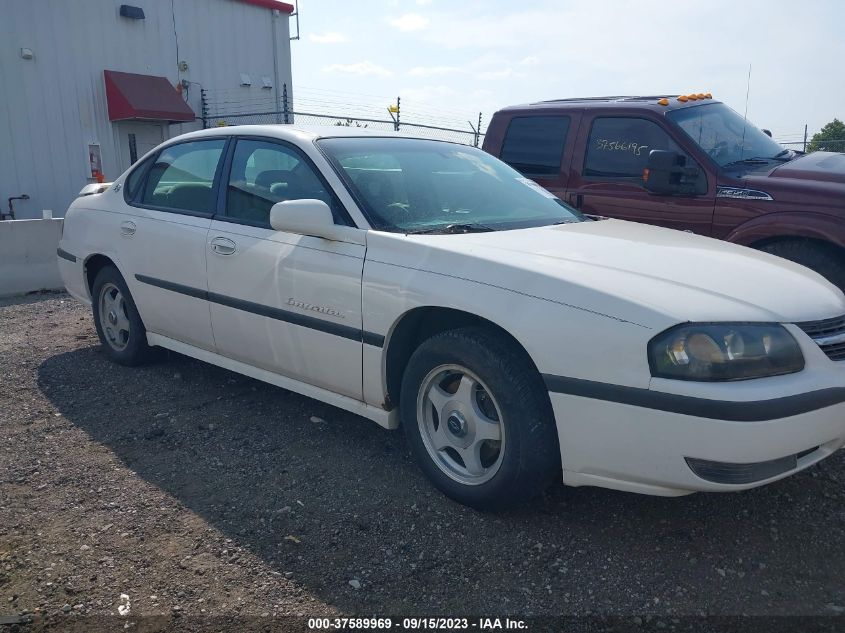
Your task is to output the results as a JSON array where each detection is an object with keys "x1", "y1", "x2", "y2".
[{"x1": 289, "y1": 0, "x2": 845, "y2": 146}]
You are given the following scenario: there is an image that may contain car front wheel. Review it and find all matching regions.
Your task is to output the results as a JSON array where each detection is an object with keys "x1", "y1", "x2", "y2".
[{"x1": 400, "y1": 327, "x2": 560, "y2": 510}]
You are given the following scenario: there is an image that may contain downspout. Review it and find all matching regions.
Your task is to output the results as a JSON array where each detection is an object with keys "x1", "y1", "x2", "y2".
[{"x1": 272, "y1": 9, "x2": 282, "y2": 124}]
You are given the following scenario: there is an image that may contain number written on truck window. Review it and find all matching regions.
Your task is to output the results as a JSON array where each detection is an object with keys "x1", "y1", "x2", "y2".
[
  {"x1": 584, "y1": 117, "x2": 682, "y2": 180},
  {"x1": 500, "y1": 116, "x2": 570, "y2": 177}
]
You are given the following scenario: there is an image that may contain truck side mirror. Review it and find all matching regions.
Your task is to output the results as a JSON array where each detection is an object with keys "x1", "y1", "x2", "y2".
[{"x1": 642, "y1": 150, "x2": 703, "y2": 195}]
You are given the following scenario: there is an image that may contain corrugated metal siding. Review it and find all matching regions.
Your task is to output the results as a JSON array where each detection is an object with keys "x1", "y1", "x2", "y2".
[{"x1": 0, "y1": 0, "x2": 292, "y2": 219}]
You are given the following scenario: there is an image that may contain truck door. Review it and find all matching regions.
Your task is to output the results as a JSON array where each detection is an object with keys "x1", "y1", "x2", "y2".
[
  {"x1": 494, "y1": 113, "x2": 581, "y2": 200},
  {"x1": 567, "y1": 114, "x2": 715, "y2": 235}
]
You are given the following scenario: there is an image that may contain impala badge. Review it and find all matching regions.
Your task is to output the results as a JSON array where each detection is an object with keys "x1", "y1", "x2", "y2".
[{"x1": 287, "y1": 298, "x2": 345, "y2": 319}]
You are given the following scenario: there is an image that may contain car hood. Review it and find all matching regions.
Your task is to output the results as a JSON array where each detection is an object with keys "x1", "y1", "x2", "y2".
[
  {"x1": 768, "y1": 151, "x2": 845, "y2": 185},
  {"x1": 369, "y1": 220, "x2": 845, "y2": 329}
]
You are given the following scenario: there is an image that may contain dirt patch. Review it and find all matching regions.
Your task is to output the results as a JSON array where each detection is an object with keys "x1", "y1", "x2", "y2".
[{"x1": 1, "y1": 294, "x2": 844, "y2": 630}]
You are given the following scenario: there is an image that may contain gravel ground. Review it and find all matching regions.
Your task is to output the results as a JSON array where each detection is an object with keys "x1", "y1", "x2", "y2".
[{"x1": 1, "y1": 293, "x2": 844, "y2": 630}]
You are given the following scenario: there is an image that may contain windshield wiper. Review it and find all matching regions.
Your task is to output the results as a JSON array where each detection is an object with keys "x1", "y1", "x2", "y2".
[
  {"x1": 723, "y1": 152, "x2": 793, "y2": 169},
  {"x1": 406, "y1": 223, "x2": 496, "y2": 235},
  {"x1": 722, "y1": 157, "x2": 778, "y2": 168}
]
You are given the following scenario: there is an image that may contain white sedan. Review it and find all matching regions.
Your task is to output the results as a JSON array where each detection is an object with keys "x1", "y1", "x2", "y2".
[{"x1": 57, "y1": 126, "x2": 845, "y2": 509}]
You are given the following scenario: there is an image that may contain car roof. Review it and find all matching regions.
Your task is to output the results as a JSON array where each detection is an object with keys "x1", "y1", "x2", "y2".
[
  {"x1": 497, "y1": 95, "x2": 722, "y2": 114},
  {"x1": 168, "y1": 124, "x2": 438, "y2": 144}
]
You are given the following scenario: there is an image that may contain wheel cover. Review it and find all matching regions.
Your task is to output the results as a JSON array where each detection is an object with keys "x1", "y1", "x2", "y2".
[
  {"x1": 416, "y1": 364, "x2": 506, "y2": 486},
  {"x1": 98, "y1": 282, "x2": 131, "y2": 352}
]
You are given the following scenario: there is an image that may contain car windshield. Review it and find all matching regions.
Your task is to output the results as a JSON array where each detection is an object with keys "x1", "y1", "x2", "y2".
[
  {"x1": 667, "y1": 102, "x2": 785, "y2": 168},
  {"x1": 317, "y1": 137, "x2": 583, "y2": 233}
]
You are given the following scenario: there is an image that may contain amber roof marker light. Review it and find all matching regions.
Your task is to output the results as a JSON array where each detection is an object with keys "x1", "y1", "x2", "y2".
[{"x1": 658, "y1": 98, "x2": 669, "y2": 106}]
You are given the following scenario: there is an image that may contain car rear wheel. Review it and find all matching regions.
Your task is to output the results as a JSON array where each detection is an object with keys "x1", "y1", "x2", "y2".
[
  {"x1": 400, "y1": 327, "x2": 560, "y2": 510},
  {"x1": 758, "y1": 240, "x2": 845, "y2": 292},
  {"x1": 91, "y1": 266, "x2": 155, "y2": 366}
]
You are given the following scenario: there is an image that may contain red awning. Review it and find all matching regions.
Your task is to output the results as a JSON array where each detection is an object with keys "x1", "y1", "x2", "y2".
[
  {"x1": 104, "y1": 70, "x2": 195, "y2": 123},
  {"x1": 237, "y1": 0, "x2": 295, "y2": 12}
]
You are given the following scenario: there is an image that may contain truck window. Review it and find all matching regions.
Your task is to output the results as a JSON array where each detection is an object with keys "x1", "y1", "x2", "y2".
[
  {"x1": 500, "y1": 116, "x2": 570, "y2": 177},
  {"x1": 584, "y1": 117, "x2": 682, "y2": 180}
]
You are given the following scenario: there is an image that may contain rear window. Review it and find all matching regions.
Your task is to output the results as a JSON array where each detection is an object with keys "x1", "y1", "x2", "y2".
[
  {"x1": 500, "y1": 116, "x2": 570, "y2": 177},
  {"x1": 140, "y1": 140, "x2": 225, "y2": 214},
  {"x1": 124, "y1": 157, "x2": 152, "y2": 201}
]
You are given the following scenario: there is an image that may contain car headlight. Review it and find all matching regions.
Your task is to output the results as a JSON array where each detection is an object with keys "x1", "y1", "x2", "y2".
[{"x1": 648, "y1": 323, "x2": 804, "y2": 381}]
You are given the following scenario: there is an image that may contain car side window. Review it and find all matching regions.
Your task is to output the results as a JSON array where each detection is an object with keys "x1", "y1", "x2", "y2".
[
  {"x1": 583, "y1": 117, "x2": 685, "y2": 180},
  {"x1": 124, "y1": 155, "x2": 153, "y2": 202},
  {"x1": 224, "y1": 139, "x2": 348, "y2": 227},
  {"x1": 140, "y1": 140, "x2": 226, "y2": 213},
  {"x1": 500, "y1": 116, "x2": 570, "y2": 177}
]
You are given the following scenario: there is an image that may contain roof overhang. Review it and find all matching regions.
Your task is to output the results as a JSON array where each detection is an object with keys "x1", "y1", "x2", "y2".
[
  {"x1": 236, "y1": 0, "x2": 295, "y2": 13},
  {"x1": 104, "y1": 70, "x2": 195, "y2": 123}
]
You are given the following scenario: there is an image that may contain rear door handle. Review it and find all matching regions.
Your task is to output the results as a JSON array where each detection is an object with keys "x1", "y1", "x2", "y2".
[
  {"x1": 210, "y1": 236, "x2": 237, "y2": 256},
  {"x1": 120, "y1": 221, "x2": 136, "y2": 237}
]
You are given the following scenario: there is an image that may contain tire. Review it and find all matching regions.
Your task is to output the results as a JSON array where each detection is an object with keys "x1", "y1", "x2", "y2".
[
  {"x1": 758, "y1": 240, "x2": 845, "y2": 292},
  {"x1": 400, "y1": 327, "x2": 560, "y2": 510},
  {"x1": 91, "y1": 265, "x2": 155, "y2": 366}
]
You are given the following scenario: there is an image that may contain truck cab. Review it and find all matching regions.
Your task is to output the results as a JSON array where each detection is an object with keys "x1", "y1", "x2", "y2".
[{"x1": 483, "y1": 95, "x2": 845, "y2": 290}]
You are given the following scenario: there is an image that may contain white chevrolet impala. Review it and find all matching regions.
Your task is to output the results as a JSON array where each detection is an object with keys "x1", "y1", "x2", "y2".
[{"x1": 58, "y1": 126, "x2": 845, "y2": 509}]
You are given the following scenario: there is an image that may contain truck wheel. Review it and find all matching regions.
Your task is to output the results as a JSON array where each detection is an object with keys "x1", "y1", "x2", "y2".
[
  {"x1": 758, "y1": 240, "x2": 845, "y2": 292},
  {"x1": 91, "y1": 266, "x2": 155, "y2": 366},
  {"x1": 400, "y1": 327, "x2": 560, "y2": 510}
]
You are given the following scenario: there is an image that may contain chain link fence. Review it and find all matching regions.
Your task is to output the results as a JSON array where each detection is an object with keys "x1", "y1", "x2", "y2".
[
  {"x1": 780, "y1": 139, "x2": 845, "y2": 153},
  {"x1": 201, "y1": 86, "x2": 486, "y2": 147}
]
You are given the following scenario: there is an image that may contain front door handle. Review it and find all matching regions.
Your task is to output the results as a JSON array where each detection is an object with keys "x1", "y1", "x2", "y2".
[
  {"x1": 120, "y1": 221, "x2": 136, "y2": 237},
  {"x1": 210, "y1": 236, "x2": 237, "y2": 256}
]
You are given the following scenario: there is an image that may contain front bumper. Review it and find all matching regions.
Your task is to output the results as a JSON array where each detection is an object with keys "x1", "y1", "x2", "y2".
[
  {"x1": 547, "y1": 327, "x2": 845, "y2": 496},
  {"x1": 550, "y1": 391, "x2": 845, "y2": 496}
]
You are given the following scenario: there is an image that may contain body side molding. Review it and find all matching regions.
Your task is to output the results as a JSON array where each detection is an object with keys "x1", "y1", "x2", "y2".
[
  {"x1": 135, "y1": 274, "x2": 385, "y2": 346},
  {"x1": 543, "y1": 373, "x2": 845, "y2": 422}
]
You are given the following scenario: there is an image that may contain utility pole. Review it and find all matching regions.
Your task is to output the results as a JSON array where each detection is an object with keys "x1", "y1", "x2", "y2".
[{"x1": 803, "y1": 124, "x2": 808, "y2": 152}]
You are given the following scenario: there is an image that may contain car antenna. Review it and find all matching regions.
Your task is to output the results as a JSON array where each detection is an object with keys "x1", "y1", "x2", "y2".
[{"x1": 740, "y1": 63, "x2": 751, "y2": 159}]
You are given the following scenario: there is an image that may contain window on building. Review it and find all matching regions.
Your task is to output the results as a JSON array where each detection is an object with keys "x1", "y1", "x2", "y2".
[
  {"x1": 583, "y1": 117, "x2": 682, "y2": 179},
  {"x1": 500, "y1": 116, "x2": 570, "y2": 177},
  {"x1": 140, "y1": 140, "x2": 226, "y2": 213},
  {"x1": 225, "y1": 139, "x2": 347, "y2": 226}
]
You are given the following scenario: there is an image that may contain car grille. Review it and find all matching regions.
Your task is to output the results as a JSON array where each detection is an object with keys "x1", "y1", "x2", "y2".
[{"x1": 795, "y1": 315, "x2": 845, "y2": 361}]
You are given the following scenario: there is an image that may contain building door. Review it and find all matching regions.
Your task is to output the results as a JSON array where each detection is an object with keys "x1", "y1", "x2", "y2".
[{"x1": 117, "y1": 122, "x2": 165, "y2": 173}]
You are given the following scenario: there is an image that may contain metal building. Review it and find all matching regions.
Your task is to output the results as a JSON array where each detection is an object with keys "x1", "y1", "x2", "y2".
[{"x1": 0, "y1": 0, "x2": 294, "y2": 219}]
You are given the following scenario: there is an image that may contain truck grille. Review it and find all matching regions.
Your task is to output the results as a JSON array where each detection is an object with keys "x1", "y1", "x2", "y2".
[{"x1": 795, "y1": 315, "x2": 845, "y2": 361}]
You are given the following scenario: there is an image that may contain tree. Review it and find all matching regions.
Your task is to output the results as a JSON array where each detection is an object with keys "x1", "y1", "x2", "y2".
[
  {"x1": 334, "y1": 118, "x2": 368, "y2": 128},
  {"x1": 807, "y1": 118, "x2": 845, "y2": 153}
]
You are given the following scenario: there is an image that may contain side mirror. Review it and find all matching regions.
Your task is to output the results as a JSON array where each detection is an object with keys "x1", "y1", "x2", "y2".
[
  {"x1": 642, "y1": 150, "x2": 702, "y2": 195},
  {"x1": 269, "y1": 199, "x2": 363, "y2": 243}
]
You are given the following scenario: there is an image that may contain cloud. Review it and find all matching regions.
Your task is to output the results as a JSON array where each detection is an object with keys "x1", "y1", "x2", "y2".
[
  {"x1": 477, "y1": 68, "x2": 517, "y2": 80},
  {"x1": 519, "y1": 55, "x2": 540, "y2": 66},
  {"x1": 308, "y1": 32, "x2": 349, "y2": 44},
  {"x1": 322, "y1": 61, "x2": 393, "y2": 77},
  {"x1": 409, "y1": 65, "x2": 463, "y2": 77},
  {"x1": 416, "y1": 0, "x2": 432, "y2": 4},
  {"x1": 387, "y1": 13, "x2": 429, "y2": 31}
]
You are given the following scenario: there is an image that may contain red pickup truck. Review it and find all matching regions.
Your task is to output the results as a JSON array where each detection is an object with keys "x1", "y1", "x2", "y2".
[{"x1": 483, "y1": 95, "x2": 845, "y2": 289}]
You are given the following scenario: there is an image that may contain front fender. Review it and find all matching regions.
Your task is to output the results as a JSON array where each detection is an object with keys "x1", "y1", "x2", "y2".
[{"x1": 726, "y1": 212, "x2": 845, "y2": 249}]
